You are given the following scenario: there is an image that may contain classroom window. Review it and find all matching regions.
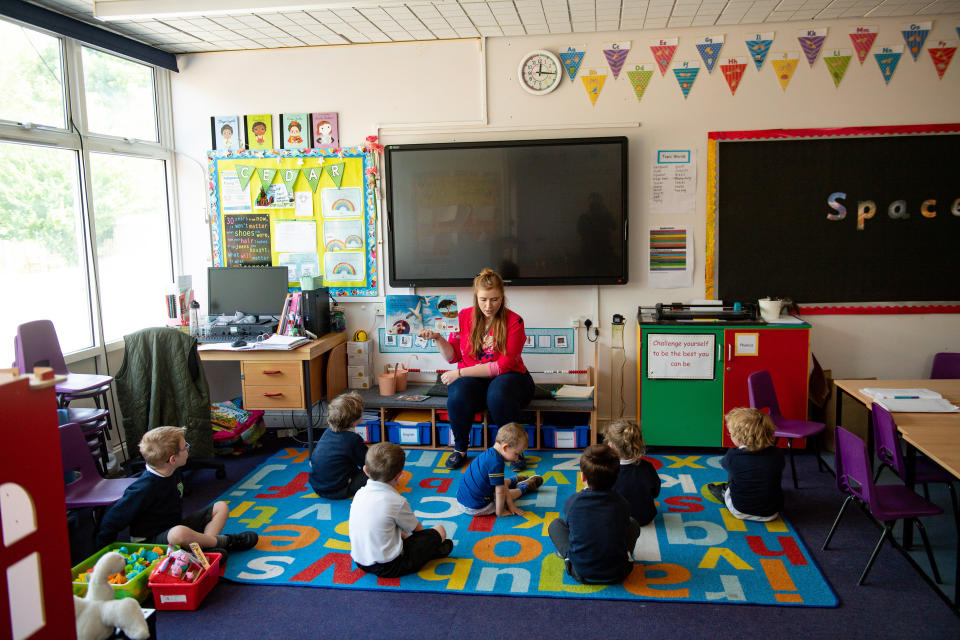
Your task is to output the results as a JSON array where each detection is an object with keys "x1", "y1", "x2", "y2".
[
  {"x1": 82, "y1": 47, "x2": 158, "y2": 142},
  {"x1": 89, "y1": 153, "x2": 172, "y2": 342},
  {"x1": 0, "y1": 20, "x2": 66, "y2": 129},
  {"x1": 0, "y1": 141, "x2": 94, "y2": 354}
]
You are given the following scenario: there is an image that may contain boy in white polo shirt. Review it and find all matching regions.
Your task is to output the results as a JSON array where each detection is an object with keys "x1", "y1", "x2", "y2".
[{"x1": 349, "y1": 442, "x2": 453, "y2": 577}]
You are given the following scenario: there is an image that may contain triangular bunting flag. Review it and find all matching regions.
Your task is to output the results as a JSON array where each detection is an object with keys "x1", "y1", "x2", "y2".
[
  {"x1": 849, "y1": 26, "x2": 878, "y2": 64},
  {"x1": 719, "y1": 57, "x2": 748, "y2": 95},
  {"x1": 902, "y1": 22, "x2": 932, "y2": 61},
  {"x1": 672, "y1": 61, "x2": 700, "y2": 99},
  {"x1": 603, "y1": 42, "x2": 631, "y2": 79},
  {"x1": 928, "y1": 40, "x2": 957, "y2": 79},
  {"x1": 256, "y1": 166, "x2": 277, "y2": 190},
  {"x1": 771, "y1": 52, "x2": 800, "y2": 91},
  {"x1": 559, "y1": 45, "x2": 586, "y2": 81},
  {"x1": 280, "y1": 168, "x2": 300, "y2": 195},
  {"x1": 235, "y1": 164, "x2": 255, "y2": 191},
  {"x1": 580, "y1": 70, "x2": 607, "y2": 106},
  {"x1": 696, "y1": 35, "x2": 725, "y2": 73},
  {"x1": 824, "y1": 49, "x2": 853, "y2": 87},
  {"x1": 798, "y1": 28, "x2": 828, "y2": 66},
  {"x1": 626, "y1": 64, "x2": 655, "y2": 102},
  {"x1": 874, "y1": 45, "x2": 904, "y2": 84},
  {"x1": 650, "y1": 38, "x2": 679, "y2": 75},
  {"x1": 303, "y1": 164, "x2": 323, "y2": 192},
  {"x1": 746, "y1": 32, "x2": 774, "y2": 70},
  {"x1": 324, "y1": 161, "x2": 346, "y2": 188}
]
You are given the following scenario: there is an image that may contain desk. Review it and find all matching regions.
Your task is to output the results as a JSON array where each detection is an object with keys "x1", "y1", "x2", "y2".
[
  {"x1": 834, "y1": 379, "x2": 960, "y2": 606},
  {"x1": 199, "y1": 333, "x2": 347, "y2": 451}
]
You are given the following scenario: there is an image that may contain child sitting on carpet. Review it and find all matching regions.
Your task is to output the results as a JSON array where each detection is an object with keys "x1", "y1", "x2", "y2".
[
  {"x1": 308, "y1": 391, "x2": 368, "y2": 499},
  {"x1": 548, "y1": 443, "x2": 639, "y2": 584},
  {"x1": 97, "y1": 426, "x2": 258, "y2": 554},
  {"x1": 604, "y1": 419, "x2": 661, "y2": 527},
  {"x1": 707, "y1": 407, "x2": 785, "y2": 522},
  {"x1": 455, "y1": 422, "x2": 543, "y2": 517},
  {"x1": 349, "y1": 442, "x2": 453, "y2": 577}
]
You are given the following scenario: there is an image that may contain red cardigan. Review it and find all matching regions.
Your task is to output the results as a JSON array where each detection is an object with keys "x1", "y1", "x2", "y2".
[{"x1": 446, "y1": 308, "x2": 527, "y2": 376}]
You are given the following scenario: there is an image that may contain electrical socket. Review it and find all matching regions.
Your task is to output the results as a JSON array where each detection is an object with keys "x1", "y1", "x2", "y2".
[
  {"x1": 570, "y1": 316, "x2": 581, "y2": 327},
  {"x1": 374, "y1": 303, "x2": 384, "y2": 316},
  {"x1": 580, "y1": 316, "x2": 596, "y2": 329}
]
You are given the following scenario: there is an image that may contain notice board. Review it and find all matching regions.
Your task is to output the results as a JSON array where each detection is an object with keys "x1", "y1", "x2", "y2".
[
  {"x1": 207, "y1": 148, "x2": 378, "y2": 297},
  {"x1": 705, "y1": 124, "x2": 960, "y2": 307}
]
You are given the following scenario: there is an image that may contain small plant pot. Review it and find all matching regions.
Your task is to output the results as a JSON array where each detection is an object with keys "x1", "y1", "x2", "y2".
[{"x1": 378, "y1": 373, "x2": 396, "y2": 396}]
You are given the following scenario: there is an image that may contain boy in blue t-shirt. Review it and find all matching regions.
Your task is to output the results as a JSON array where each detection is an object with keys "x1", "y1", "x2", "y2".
[
  {"x1": 456, "y1": 422, "x2": 543, "y2": 517},
  {"x1": 309, "y1": 391, "x2": 369, "y2": 499}
]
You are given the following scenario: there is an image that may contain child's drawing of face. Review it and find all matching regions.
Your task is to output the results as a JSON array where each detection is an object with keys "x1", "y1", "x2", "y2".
[{"x1": 253, "y1": 123, "x2": 266, "y2": 136}]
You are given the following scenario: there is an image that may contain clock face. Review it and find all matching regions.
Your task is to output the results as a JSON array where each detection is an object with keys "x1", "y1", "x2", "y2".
[{"x1": 518, "y1": 50, "x2": 562, "y2": 95}]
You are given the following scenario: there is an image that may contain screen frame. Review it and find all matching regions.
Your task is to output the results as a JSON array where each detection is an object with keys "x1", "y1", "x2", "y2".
[
  {"x1": 207, "y1": 266, "x2": 290, "y2": 318},
  {"x1": 384, "y1": 136, "x2": 629, "y2": 288}
]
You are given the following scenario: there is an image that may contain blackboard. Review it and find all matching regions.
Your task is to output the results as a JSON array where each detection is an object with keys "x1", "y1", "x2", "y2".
[
  {"x1": 706, "y1": 125, "x2": 960, "y2": 305},
  {"x1": 224, "y1": 213, "x2": 271, "y2": 266}
]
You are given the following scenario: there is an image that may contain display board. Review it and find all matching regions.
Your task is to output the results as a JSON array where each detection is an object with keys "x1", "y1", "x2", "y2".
[
  {"x1": 207, "y1": 148, "x2": 378, "y2": 297},
  {"x1": 705, "y1": 124, "x2": 960, "y2": 307}
]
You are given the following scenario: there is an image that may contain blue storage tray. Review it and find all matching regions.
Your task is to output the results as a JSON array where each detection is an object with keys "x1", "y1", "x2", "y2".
[
  {"x1": 353, "y1": 419, "x2": 381, "y2": 443},
  {"x1": 487, "y1": 424, "x2": 537, "y2": 447},
  {"x1": 435, "y1": 422, "x2": 483, "y2": 447},
  {"x1": 385, "y1": 422, "x2": 432, "y2": 445},
  {"x1": 540, "y1": 424, "x2": 590, "y2": 449}
]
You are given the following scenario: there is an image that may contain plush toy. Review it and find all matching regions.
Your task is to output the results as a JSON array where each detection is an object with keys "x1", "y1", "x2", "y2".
[{"x1": 74, "y1": 552, "x2": 150, "y2": 640}]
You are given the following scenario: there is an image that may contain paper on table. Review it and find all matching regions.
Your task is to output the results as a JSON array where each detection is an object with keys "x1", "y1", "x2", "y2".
[
  {"x1": 874, "y1": 398, "x2": 959, "y2": 413},
  {"x1": 860, "y1": 388, "x2": 943, "y2": 400}
]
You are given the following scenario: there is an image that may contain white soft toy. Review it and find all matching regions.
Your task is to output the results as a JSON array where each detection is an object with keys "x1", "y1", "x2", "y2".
[{"x1": 74, "y1": 551, "x2": 150, "y2": 640}]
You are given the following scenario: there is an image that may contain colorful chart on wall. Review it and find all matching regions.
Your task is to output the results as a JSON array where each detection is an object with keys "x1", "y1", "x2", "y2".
[{"x1": 207, "y1": 148, "x2": 378, "y2": 297}]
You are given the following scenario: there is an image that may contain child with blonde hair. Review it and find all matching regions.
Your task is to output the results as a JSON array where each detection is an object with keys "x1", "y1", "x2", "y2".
[
  {"x1": 604, "y1": 419, "x2": 661, "y2": 526},
  {"x1": 309, "y1": 391, "x2": 368, "y2": 499},
  {"x1": 708, "y1": 407, "x2": 785, "y2": 521},
  {"x1": 456, "y1": 422, "x2": 543, "y2": 517}
]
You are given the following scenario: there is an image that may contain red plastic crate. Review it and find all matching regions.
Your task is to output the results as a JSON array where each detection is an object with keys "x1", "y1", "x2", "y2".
[
  {"x1": 148, "y1": 552, "x2": 221, "y2": 610},
  {"x1": 436, "y1": 410, "x2": 483, "y2": 422}
]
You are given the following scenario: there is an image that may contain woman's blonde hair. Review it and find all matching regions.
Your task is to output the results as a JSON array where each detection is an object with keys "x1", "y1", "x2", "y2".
[
  {"x1": 328, "y1": 391, "x2": 364, "y2": 432},
  {"x1": 468, "y1": 268, "x2": 507, "y2": 357},
  {"x1": 604, "y1": 419, "x2": 646, "y2": 461},
  {"x1": 724, "y1": 407, "x2": 776, "y2": 451},
  {"x1": 139, "y1": 426, "x2": 186, "y2": 467}
]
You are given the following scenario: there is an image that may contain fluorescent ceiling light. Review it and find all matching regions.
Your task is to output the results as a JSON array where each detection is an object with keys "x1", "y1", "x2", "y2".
[{"x1": 93, "y1": 0, "x2": 398, "y2": 20}]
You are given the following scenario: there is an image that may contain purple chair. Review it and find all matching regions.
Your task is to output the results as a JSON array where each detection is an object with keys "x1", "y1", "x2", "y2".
[
  {"x1": 63, "y1": 407, "x2": 112, "y2": 474},
  {"x1": 822, "y1": 426, "x2": 942, "y2": 585},
  {"x1": 60, "y1": 421, "x2": 136, "y2": 512},
  {"x1": 930, "y1": 352, "x2": 960, "y2": 379},
  {"x1": 871, "y1": 402, "x2": 958, "y2": 530},
  {"x1": 747, "y1": 369, "x2": 827, "y2": 489}
]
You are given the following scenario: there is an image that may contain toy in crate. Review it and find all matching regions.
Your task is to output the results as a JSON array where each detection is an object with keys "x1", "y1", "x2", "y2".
[
  {"x1": 148, "y1": 546, "x2": 222, "y2": 610},
  {"x1": 72, "y1": 543, "x2": 167, "y2": 603}
]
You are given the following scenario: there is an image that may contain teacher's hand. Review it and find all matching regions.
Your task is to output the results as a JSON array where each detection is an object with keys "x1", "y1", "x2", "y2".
[
  {"x1": 417, "y1": 328, "x2": 440, "y2": 341},
  {"x1": 440, "y1": 369, "x2": 461, "y2": 385}
]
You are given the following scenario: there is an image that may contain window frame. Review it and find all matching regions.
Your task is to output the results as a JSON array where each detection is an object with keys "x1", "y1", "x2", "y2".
[{"x1": 0, "y1": 16, "x2": 179, "y2": 360}]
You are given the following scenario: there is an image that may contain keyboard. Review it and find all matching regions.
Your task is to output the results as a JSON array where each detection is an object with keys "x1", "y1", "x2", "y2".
[{"x1": 196, "y1": 334, "x2": 239, "y2": 344}]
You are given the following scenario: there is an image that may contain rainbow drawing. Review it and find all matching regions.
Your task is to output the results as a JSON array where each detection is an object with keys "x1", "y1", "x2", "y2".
[
  {"x1": 331, "y1": 198, "x2": 355, "y2": 212},
  {"x1": 325, "y1": 238, "x2": 347, "y2": 251},
  {"x1": 344, "y1": 234, "x2": 363, "y2": 249},
  {"x1": 332, "y1": 262, "x2": 357, "y2": 275}
]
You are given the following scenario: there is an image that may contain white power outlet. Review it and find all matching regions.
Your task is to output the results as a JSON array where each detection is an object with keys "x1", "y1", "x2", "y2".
[
  {"x1": 570, "y1": 316, "x2": 581, "y2": 327},
  {"x1": 580, "y1": 316, "x2": 596, "y2": 329},
  {"x1": 374, "y1": 303, "x2": 385, "y2": 316}
]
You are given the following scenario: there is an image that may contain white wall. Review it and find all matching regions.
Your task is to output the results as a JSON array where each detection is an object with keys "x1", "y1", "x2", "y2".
[{"x1": 170, "y1": 17, "x2": 960, "y2": 421}]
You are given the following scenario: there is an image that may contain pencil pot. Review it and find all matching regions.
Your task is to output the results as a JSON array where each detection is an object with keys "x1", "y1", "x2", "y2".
[{"x1": 378, "y1": 372, "x2": 396, "y2": 396}]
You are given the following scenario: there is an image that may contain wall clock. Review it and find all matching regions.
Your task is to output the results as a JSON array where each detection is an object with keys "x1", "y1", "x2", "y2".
[{"x1": 518, "y1": 49, "x2": 562, "y2": 95}]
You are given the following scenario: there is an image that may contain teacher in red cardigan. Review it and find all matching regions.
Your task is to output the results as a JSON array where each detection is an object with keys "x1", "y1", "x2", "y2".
[{"x1": 418, "y1": 268, "x2": 535, "y2": 470}]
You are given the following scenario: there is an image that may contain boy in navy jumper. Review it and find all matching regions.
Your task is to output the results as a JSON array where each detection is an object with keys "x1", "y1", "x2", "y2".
[
  {"x1": 548, "y1": 444, "x2": 639, "y2": 584},
  {"x1": 309, "y1": 391, "x2": 368, "y2": 499},
  {"x1": 97, "y1": 426, "x2": 257, "y2": 553}
]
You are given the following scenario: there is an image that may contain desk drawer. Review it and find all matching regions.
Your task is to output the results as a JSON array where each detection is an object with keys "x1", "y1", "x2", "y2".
[
  {"x1": 242, "y1": 362, "x2": 303, "y2": 385},
  {"x1": 243, "y1": 384, "x2": 303, "y2": 410}
]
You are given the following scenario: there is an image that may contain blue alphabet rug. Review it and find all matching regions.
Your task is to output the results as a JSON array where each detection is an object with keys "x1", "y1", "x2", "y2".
[{"x1": 216, "y1": 448, "x2": 837, "y2": 607}]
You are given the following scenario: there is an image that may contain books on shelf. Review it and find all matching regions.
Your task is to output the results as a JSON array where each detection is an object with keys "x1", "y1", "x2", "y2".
[
  {"x1": 553, "y1": 385, "x2": 595, "y2": 400},
  {"x1": 860, "y1": 388, "x2": 959, "y2": 413}
]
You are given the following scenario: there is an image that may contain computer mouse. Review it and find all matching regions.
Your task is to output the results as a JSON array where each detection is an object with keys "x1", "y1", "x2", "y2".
[{"x1": 231, "y1": 338, "x2": 247, "y2": 348}]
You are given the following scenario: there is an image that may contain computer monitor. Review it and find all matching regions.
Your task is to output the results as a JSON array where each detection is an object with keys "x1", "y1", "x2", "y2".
[{"x1": 207, "y1": 266, "x2": 289, "y2": 318}]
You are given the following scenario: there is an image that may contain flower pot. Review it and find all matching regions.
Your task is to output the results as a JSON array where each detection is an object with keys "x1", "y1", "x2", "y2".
[{"x1": 378, "y1": 372, "x2": 396, "y2": 396}]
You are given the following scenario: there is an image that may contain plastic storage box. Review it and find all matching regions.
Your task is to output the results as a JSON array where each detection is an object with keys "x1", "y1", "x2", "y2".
[
  {"x1": 437, "y1": 410, "x2": 483, "y2": 422},
  {"x1": 148, "y1": 552, "x2": 221, "y2": 610},
  {"x1": 436, "y1": 422, "x2": 483, "y2": 447},
  {"x1": 386, "y1": 422, "x2": 432, "y2": 445},
  {"x1": 487, "y1": 424, "x2": 537, "y2": 447},
  {"x1": 72, "y1": 543, "x2": 166, "y2": 603},
  {"x1": 353, "y1": 419, "x2": 381, "y2": 443},
  {"x1": 541, "y1": 424, "x2": 590, "y2": 449}
]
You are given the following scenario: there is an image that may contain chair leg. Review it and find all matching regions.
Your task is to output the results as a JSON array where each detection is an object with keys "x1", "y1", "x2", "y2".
[
  {"x1": 874, "y1": 462, "x2": 888, "y2": 484},
  {"x1": 912, "y1": 518, "x2": 942, "y2": 584},
  {"x1": 948, "y1": 482, "x2": 959, "y2": 535},
  {"x1": 787, "y1": 438, "x2": 798, "y2": 489},
  {"x1": 814, "y1": 432, "x2": 827, "y2": 474},
  {"x1": 859, "y1": 525, "x2": 891, "y2": 585},
  {"x1": 822, "y1": 495, "x2": 853, "y2": 550}
]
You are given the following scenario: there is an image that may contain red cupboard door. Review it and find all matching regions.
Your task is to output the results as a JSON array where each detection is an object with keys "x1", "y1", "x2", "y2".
[{"x1": 721, "y1": 328, "x2": 810, "y2": 447}]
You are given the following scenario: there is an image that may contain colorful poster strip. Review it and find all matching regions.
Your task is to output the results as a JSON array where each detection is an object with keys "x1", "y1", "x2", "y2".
[
  {"x1": 581, "y1": 69, "x2": 607, "y2": 105},
  {"x1": 627, "y1": 64, "x2": 655, "y2": 102},
  {"x1": 696, "y1": 35, "x2": 725, "y2": 73},
  {"x1": 559, "y1": 45, "x2": 586, "y2": 81},
  {"x1": 719, "y1": 56, "x2": 748, "y2": 95},
  {"x1": 928, "y1": 40, "x2": 957, "y2": 79},
  {"x1": 650, "y1": 38, "x2": 679, "y2": 75},
  {"x1": 902, "y1": 21, "x2": 932, "y2": 61},
  {"x1": 798, "y1": 28, "x2": 828, "y2": 67},
  {"x1": 746, "y1": 32, "x2": 774, "y2": 70},
  {"x1": 650, "y1": 227, "x2": 688, "y2": 271},
  {"x1": 672, "y1": 60, "x2": 700, "y2": 99},
  {"x1": 849, "y1": 26, "x2": 878, "y2": 64},
  {"x1": 603, "y1": 41, "x2": 631, "y2": 79},
  {"x1": 824, "y1": 49, "x2": 853, "y2": 88},
  {"x1": 771, "y1": 52, "x2": 800, "y2": 91},
  {"x1": 875, "y1": 45, "x2": 904, "y2": 84}
]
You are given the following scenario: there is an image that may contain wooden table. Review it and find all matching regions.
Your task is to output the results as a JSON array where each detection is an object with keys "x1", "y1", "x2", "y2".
[
  {"x1": 199, "y1": 332, "x2": 347, "y2": 451},
  {"x1": 834, "y1": 379, "x2": 960, "y2": 606}
]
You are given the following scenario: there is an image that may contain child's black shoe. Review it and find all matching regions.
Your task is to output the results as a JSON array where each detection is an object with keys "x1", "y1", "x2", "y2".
[
  {"x1": 438, "y1": 539, "x2": 454, "y2": 557},
  {"x1": 707, "y1": 482, "x2": 727, "y2": 502},
  {"x1": 224, "y1": 531, "x2": 259, "y2": 551}
]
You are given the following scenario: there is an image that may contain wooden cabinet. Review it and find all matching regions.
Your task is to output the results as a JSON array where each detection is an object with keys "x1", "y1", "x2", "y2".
[{"x1": 638, "y1": 323, "x2": 810, "y2": 447}]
